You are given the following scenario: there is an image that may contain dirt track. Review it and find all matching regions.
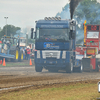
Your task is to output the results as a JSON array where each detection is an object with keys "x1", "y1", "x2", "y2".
[{"x1": 0, "y1": 60, "x2": 100, "y2": 93}]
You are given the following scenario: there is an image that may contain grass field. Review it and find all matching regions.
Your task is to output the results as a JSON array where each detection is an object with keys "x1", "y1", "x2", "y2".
[
  {"x1": 0, "y1": 59, "x2": 33, "y2": 67},
  {"x1": 0, "y1": 81, "x2": 100, "y2": 100}
]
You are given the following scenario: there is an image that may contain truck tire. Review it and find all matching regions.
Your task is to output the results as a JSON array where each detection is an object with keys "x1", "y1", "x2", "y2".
[
  {"x1": 18, "y1": 51, "x2": 24, "y2": 62},
  {"x1": 77, "y1": 64, "x2": 83, "y2": 73},
  {"x1": 35, "y1": 65, "x2": 43, "y2": 72},
  {"x1": 95, "y1": 59, "x2": 100, "y2": 72},
  {"x1": 66, "y1": 62, "x2": 73, "y2": 73},
  {"x1": 20, "y1": 51, "x2": 24, "y2": 61},
  {"x1": 96, "y1": 63, "x2": 99, "y2": 72},
  {"x1": 10, "y1": 47, "x2": 19, "y2": 62},
  {"x1": 73, "y1": 63, "x2": 83, "y2": 73}
]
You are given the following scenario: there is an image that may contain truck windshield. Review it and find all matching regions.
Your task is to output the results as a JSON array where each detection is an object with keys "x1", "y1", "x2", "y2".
[
  {"x1": 36, "y1": 28, "x2": 69, "y2": 42},
  {"x1": 20, "y1": 39, "x2": 26, "y2": 43},
  {"x1": 87, "y1": 31, "x2": 99, "y2": 38}
]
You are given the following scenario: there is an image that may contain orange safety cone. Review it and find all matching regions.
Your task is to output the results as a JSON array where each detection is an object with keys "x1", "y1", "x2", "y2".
[
  {"x1": 29, "y1": 59, "x2": 32, "y2": 65},
  {"x1": 2, "y1": 58, "x2": 6, "y2": 66}
]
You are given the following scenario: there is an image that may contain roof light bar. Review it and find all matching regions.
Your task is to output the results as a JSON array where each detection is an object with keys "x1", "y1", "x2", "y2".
[
  {"x1": 44, "y1": 17, "x2": 48, "y2": 20},
  {"x1": 58, "y1": 17, "x2": 61, "y2": 20},
  {"x1": 44, "y1": 17, "x2": 61, "y2": 21},
  {"x1": 52, "y1": 17, "x2": 55, "y2": 20}
]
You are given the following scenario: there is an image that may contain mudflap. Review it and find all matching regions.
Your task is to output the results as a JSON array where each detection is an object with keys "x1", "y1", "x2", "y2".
[{"x1": 82, "y1": 58, "x2": 91, "y2": 72}]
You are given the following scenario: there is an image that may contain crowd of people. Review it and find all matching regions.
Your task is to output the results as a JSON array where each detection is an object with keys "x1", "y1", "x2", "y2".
[{"x1": 23, "y1": 46, "x2": 31, "y2": 60}]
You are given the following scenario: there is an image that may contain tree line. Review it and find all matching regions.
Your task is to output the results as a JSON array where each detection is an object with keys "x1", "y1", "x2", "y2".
[
  {"x1": 0, "y1": 25, "x2": 21, "y2": 39},
  {"x1": 56, "y1": 0, "x2": 100, "y2": 44}
]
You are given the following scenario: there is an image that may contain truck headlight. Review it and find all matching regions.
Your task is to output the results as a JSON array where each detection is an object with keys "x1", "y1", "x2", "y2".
[
  {"x1": 62, "y1": 51, "x2": 66, "y2": 59},
  {"x1": 37, "y1": 50, "x2": 40, "y2": 58}
]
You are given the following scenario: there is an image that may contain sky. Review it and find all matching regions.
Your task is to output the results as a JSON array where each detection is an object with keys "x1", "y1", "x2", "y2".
[
  {"x1": 1, "y1": 0, "x2": 100, "y2": 30},
  {"x1": 0, "y1": 0, "x2": 69, "y2": 29}
]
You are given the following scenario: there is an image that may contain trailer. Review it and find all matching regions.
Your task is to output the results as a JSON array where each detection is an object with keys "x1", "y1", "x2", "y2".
[
  {"x1": 31, "y1": 17, "x2": 82, "y2": 73},
  {"x1": 76, "y1": 20, "x2": 100, "y2": 72}
]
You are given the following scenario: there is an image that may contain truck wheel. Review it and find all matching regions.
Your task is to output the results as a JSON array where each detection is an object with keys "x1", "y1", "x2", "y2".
[
  {"x1": 66, "y1": 62, "x2": 73, "y2": 73},
  {"x1": 96, "y1": 64, "x2": 99, "y2": 72},
  {"x1": 18, "y1": 51, "x2": 24, "y2": 62},
  {"x1": 21, "y1": 52, "x2": 24, "y2": 61},
  {"x1": 73, "y1": 63, "x2": 83, "y2": 73},
  {"x1": 15, "y1": 48, "x2": 19, "y2": 61},
  {"x1": 35, "y1": 65, "x2": 43, "y2": 72},
  {"x1": 10, "y1": 48, "x2": 19, "y2": 62},
  {"x1": 78, "y1": 64, "x2": 83, "y2": 73}
]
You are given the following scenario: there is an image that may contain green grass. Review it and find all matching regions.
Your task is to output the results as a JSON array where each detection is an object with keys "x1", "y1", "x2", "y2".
[
  {"x1": 0, "y1": 62, "x2": 29, "y2": 67},
  {"x1": 0, "y1": 82, "x2": 99, "y2": 100},
  {"x1": 7, "y1": 63, "x2": 29, "y2": 66}
]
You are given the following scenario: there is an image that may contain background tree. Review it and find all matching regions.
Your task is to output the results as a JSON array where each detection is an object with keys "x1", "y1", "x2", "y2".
[
  {"x1": 0, "y1": 25, "x2": 21, "y2": 38},
  {"x1": 74, "y1": 0, "x2": 100, "y2": 44},
  {"x1": 0, "y1": 27, "x2": 1, "y2": 32},
  {"x1": 56, "y1": 0, "x2": 100, "y2": 44}
]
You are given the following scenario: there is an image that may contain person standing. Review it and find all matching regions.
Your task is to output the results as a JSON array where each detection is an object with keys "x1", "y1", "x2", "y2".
[
  {"x1": 6, "y1": 40, "x2": 11, "y2": 54},
  {"x1": 0, "y1": 41, "x2": 2, "y2": 53},
  {"x1": 25, "y1": 47, "x2": 27, "y2": 60},
  {"x1": 26, "y1": 46, "x2": 31, "y2": 60},
  {"x1": 22, "y1": 47, "x2": 25, "y2": 59}
]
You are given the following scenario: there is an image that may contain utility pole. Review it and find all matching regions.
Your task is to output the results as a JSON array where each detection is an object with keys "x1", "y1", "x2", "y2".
[{"x1": 4, "y1": 17, "x2": 8, "y2": 36}]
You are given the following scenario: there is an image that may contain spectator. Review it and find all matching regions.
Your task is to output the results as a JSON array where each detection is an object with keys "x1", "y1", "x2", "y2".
[
  {"x1": 22, "y1": 47, "x2": 25, "y2": 59},
  {"x1": 26, "y1": 46, "x2": 31, "y2": 60},
  {"x1": 0, "y1": 41, "x2": 2, "y2": 53},
  {"x1": 6, "y1": 40, "x2": 11, "y2": 54},
  {"x1": 25, "y1": 47, "x2": 27, "y2": 60}
]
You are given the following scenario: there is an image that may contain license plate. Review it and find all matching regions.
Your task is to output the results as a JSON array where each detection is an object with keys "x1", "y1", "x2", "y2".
[{"x1": 49, "y1": 62, "x2": 53, "y2": 64}]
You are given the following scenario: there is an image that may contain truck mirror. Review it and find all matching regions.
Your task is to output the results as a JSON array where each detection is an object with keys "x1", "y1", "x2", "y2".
[
  {"x1": 69, "y1": 32, "x2": 71, "y2": 39},
  {"x1": 31, "y1": 28, "x2": 34, "y2": 39},
  {"x1": 72, "y1": 32, "x2": 75, "y2": 39},
  {"x1": 34, "y1": 32, "x2": 36, "y2": 39},
  {"x1": 69, "y1": 31, "x2": 75, "y2": 39}
]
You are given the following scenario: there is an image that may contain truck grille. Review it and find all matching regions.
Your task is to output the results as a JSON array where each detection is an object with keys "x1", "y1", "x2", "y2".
[{"x1": 42, "y1": 50, "x2": 60, "y2": 59}]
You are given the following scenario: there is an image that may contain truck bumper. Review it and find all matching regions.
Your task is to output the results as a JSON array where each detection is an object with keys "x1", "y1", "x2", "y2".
[{"x1": 34, "y1": 58, "x2": 70, "y2": 69}]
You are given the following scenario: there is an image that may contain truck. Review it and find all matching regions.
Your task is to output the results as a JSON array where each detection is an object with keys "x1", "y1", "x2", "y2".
[
  {"x1": 19, "y1": 37, "x2": 26, "y2": 48},
  {"x1": 0, "y1": 36, "x2": 24, "y2": 62},
  {"x1": 76, "y1": 20, "x2": 100, "y2": 72},
  {"x1": 31, "y1": 17, "x2": 82, "y2": 73}
]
